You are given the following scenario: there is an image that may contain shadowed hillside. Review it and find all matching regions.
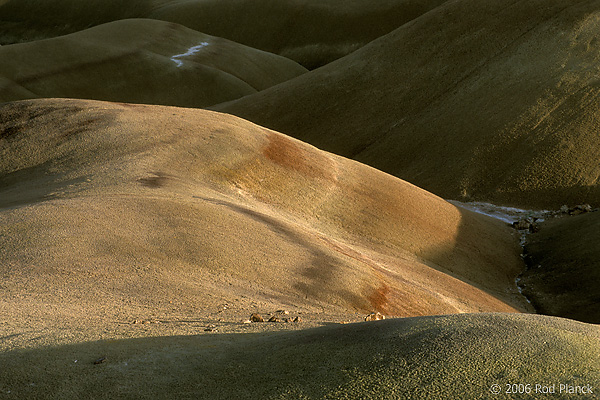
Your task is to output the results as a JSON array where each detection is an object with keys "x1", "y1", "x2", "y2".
[
  {"x1": 520, "y1": 211, "x2": 600, "y2": 324},
  {"x1": 216, "y1": 0, "x2": 600, "y2": 209},
  {"x1": 0, "y1": 313, "x2": 598, "y2": 399},
  {"x1": 0, "y1": 0, "x2": 449, "y2": 69},
  {"x1": 0, "y1": 19, "x2": 307, "y2": 107},
  {"x1": 0, "y1": 98, "x2": 531, "y2": 351}
]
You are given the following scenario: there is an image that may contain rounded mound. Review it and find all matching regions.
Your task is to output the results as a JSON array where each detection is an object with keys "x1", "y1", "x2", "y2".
[{"x1": 0, "y1": 313, "x2": 597, "y2": 399}]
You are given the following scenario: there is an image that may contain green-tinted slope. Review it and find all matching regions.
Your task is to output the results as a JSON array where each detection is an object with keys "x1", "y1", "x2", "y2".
[{"x1": 0, "y1": 313, "x2": 598, "y2": 399}]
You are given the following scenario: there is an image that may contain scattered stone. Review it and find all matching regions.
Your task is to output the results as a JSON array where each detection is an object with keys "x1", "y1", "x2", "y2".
[
  {"x1": 364, "y1": 312, "x2": 385, "y2": 321},
  {"x1": 555, "y1": 204, "x2": 594, "y2": 217},
  {"x1": 250, "y1": 313, "x2": 264, "y2": 322},
  {"x1": 242, "y1": 319, "x2": 252, "y2": 324},
  {"x1": 276, "y1": 309, "x2": 289, "y2": 315},
  {"x1": 132, "y1": 320, "x2": 141, "y2": 324},
  {"x1": 204, "y1": 324, "x2": 217, "y2": 332},
  {"x1": 268, "y1": 315, "x2": 280, "y2": 323},
  {"x1": 93, "y1": 356, "x2": 107, "y2": 365},
  {"x1": 291, "y1": 316, "x2": 302, "y2": 323},
  {"x1": 569, "y1": 204, "x2": 592, "y2": 215}
]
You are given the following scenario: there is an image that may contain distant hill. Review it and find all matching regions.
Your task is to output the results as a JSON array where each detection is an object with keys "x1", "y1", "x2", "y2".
[
  {"x1": 0, "y1": 0, "x2": 449, "y2": 69},
  {"x1": 216, "y1": 0, "x2": 600, "y2": 209},
  {"x1": 0, "y1": 19, "x2": 307, "y2": 107},
  {"x1": 148, "y1": 0, "x2": 450, "y2": 69}
]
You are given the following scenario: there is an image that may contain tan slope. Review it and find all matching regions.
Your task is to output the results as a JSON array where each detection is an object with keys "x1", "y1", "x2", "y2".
[
  {"x1": 217, "y1": 0, "x2": 600, "y2": 209},
  {"x1": 0, "y1": 98, "x2": 531, "y2": 348},
  {"x1": 520, "y1": 211, "x2": 600, "y2": 324},
  {"x1": 0, "y1": 18, "x2": 307, "y2": 107},
  {"x1": 0, "y1": 0, "x2": 449, "y2": 69},
  {"x1": 1, "y1": 313, "x2": 598, "y2": 399}
]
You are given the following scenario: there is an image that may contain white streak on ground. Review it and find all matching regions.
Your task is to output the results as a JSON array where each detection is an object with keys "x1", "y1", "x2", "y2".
[
  {"x1": 448, "y1": 200, "x2": 549, "y2": 224},
  {"x1": 171, "y1": 42, "x2": 210, "y2": 67}
]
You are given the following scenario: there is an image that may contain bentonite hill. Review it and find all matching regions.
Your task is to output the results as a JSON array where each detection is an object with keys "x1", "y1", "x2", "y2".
[{"x1": 0, "y1": 0, "x2": 599, "y2": 399}]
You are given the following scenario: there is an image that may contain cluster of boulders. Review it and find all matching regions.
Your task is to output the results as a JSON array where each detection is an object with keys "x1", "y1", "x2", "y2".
[
  {"x1": 246, "y1": 311, "x2": 301, "y2": 324},
  {"x1": 556, "y1": 204, "x2": 594, "y2": 216}
]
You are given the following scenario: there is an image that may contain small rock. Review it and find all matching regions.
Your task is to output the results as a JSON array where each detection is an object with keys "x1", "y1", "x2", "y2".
[
  {"x1": 560, "y1": 205, "x2": 569, "y2": 214},
  {"x1": 268, "y1": 315, "x2": 280, "y2": 322},
  {"x1": 291, "y1": 316, "x2": 302, "y2": 323},
  {"x1": 204, "y1": 324, "x2": 217, "y2": 332},
  {"x1": 93, "y1": 356, "x2": 107, "y2": 365},
  {"x1": 276, "y1": 309, "x2": 289, "y2": 315},
  {"x1": 364, "y1": 312, "x2": 385, "y2": 322},
  {"x1": 250, "y1": 313, "x2": 264, "y2": 322}
]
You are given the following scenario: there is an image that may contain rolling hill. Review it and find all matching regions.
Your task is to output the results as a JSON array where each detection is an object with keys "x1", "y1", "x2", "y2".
[{"x1": 0, "y1": 98, "x2": 532, "y2": 351}]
